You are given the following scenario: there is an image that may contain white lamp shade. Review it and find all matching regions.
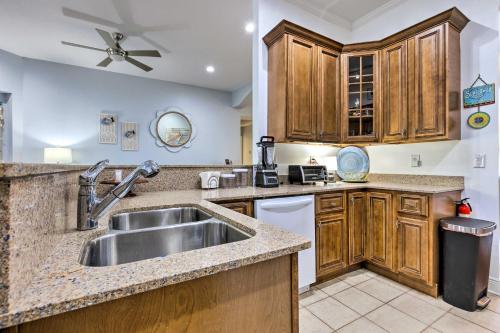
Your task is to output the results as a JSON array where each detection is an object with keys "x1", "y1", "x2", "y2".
[
  {"x1": 44, "y1": 147, "x2": 72, "y2": 164},
  {"x1": 324, "y1": 156, "x2": 337, "y2": 171}
]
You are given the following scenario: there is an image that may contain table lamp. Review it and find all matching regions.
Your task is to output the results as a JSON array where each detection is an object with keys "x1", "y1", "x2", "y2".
[{"x1": 44, "y1": 147, "x2": 72, "y2": 164}]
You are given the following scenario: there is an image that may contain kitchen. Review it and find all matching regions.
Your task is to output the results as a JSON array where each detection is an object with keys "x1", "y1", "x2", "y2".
[{"x1": 0, "y1": 0, "x2": 500, "y2": 332}]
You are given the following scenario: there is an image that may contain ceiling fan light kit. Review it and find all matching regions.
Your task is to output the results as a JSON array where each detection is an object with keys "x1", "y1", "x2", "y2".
[{"x1": 61, "y1": 28, "x2": 161, "y2": 72}]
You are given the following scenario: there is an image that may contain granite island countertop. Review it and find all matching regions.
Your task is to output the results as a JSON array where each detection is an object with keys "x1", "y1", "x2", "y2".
[{"x1": 0, "y1": 181, "x2": 463, "y2": 328}]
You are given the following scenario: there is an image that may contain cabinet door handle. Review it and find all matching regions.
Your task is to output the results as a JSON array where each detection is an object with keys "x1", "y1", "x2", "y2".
[
  {"x1": 350, "y1": 197, "x2": 354, "y2": 204},
  {"x1": 402, "y1": 128, "x2": 407, "y2": 138},
  {"x1": 396, "y1": 219, "x2": 400, "y2": 229}
]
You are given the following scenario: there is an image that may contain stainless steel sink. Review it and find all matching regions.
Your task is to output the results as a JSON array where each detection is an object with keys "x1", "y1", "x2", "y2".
[
  {"x1": 110, "y1": 207, "x2": 212, "y2": 231},
  {"x1": 80, "y1": 220, "x2": 251, "y2": 267}
]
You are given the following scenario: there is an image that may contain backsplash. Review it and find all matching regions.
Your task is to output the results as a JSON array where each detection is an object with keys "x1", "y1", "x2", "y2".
[
  {"x1": 96, "y1": 165, "x2": 253, "y2": 196},
  {"x1": 367, "y1": 173, "x2": 464, "y2": 187},
  {"x1": 280, "y1": 173, "x2": 464, "y2": 188}
]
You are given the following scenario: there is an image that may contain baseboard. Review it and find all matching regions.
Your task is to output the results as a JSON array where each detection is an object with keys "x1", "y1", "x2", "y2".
[{"x1": 489, "y1": 277, "x2": 500, "y2": 295}]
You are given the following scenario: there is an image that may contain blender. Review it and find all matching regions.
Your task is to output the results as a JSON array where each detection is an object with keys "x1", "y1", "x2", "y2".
[{"x1": 255, "y1": 136, "x2": 279, "y2": 188}]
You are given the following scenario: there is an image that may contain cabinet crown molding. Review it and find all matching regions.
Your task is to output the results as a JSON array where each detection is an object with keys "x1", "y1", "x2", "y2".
[
  {"x1": 343, "y1": 7, "x2": 469, "y2": 52},
  {"x1": 263, "y1": 7, "x2": 469, "y2": 53},
  {"x1": 263, "y1": 19, "x2": 344, "y2": 52}
]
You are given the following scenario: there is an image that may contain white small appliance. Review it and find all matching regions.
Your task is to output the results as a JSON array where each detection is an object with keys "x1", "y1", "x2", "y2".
[
  {"x1": 254, "y1": 195, "x2": 316, "y2": 292},
  {"x1": 199, "y1": 171, "x2": 221, "y2": 189}
]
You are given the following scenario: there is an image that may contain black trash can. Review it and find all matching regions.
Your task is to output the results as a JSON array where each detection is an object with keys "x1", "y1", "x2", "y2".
[{"x1": 440, "y1": 217, "x2": 496, "y2": 311}]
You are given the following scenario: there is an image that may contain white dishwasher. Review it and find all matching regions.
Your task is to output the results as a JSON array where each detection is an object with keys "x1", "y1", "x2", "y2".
[{"x1": 254, "y1": 195, "x2": 316, "y2": 292}]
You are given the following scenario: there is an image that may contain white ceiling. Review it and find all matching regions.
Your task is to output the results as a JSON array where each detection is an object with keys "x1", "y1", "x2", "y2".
[
  {"x1": 285, "y1": 0, "x2": 402, "y2": 29},
  {"x1": 0, "y1": 0, "x2": 252, "y2": 92}
]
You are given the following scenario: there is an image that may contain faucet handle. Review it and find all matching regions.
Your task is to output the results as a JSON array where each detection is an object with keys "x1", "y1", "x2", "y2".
[{"x1": 80, "y1": 159, "x2": 109, "y2": 185}]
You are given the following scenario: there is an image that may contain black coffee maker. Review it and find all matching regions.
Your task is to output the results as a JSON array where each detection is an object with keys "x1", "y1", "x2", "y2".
[{"x1": 255, "y1": 136, "x2": 279, "y2": 188}]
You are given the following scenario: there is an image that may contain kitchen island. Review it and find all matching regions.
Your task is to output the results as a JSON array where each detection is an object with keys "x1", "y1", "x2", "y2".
[{"x1": 0, "y1": 171, "x2": 463, "y2": 332}]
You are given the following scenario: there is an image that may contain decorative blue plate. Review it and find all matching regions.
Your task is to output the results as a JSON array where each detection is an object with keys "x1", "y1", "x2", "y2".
[{"x1": 337, "y1": 146, "x2": 370, "y2": 182}]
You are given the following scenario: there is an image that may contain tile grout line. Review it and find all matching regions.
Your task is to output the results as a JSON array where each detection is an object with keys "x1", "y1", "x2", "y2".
[
  {"x1": 334, "y1": 284, "x2": 408, "y2": 333},
  {"x1": 410, "y1": 292, "x2": 496, "y2": 332},
  {"x1": 446, "y1": 309, "x2": 496, "y2": 333},
  {"x1": 301, "y1": 307, "x2": 337, "y2": 332},
  {"x1": 306, "y1": 272, "x2": 471, "y2": 333},
  {"x1": 422, "y1": 307, "x2": 452, "y2": 333},
  {"x1": 303, "y1": 276, "x2": 375, "y2": 308},
  {"x1": 304, "y1": 274, "x2": 377, "y2": 332},
  {"x1": 304, "y1": 269, "x2": 500, "y2": 333}
]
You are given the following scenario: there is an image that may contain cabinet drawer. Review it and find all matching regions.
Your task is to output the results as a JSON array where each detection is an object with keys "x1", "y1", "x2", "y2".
[
  {"x1": 316, "y1": 193, "x2": 345, "y2": 214},
  {"x1": 219, "y1": 201, "x2": 254, "y2": 217},
  {"x1": 397, "y1": 194, "x2": 428, "y2": 217}
]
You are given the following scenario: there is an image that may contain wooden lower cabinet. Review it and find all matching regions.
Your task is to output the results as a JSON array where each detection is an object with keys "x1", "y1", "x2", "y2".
[
  {"x1": 396, "y1": 215, "x2": 429, "y2": 283},
  {"x1": 7, "y1": 255, "x2": 298, "y2": 333},
  {"x1": 316, "y1": 213, "x2": 348, "y2": 277},
  {"x1": 314, "y1": 190, "x2": 459, "y2": 297},
  {"x1": 348, "y1": 192, "x2": 366, "y2": 265},
  {"x1": 315, "y1": 192, "x2": 344, "y2": 214},
  {"x1": 366, "y1": 192, "x2": 395, "y2": 271},
  {"x1": 218, "y1": 200, "x2": 253, "y2": 217}
]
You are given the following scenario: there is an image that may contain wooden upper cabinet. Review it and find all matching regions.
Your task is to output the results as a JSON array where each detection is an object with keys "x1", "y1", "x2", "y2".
[
  {"x1": 316, "y1": 213, "x2": 348, "y2": 277},
  {"x1": 382, "y1": 41, "x2": 408, "y2": 143},
  {"x1": 317, "y1": 47, "x2": 341, "y2": 142},
  {"x1": 366, "y1": 192, "x2": 395, "y2": 271},
  {"x1": 348, "y1": 192, "x2": 366, "y2": 265},
  {"x1": 287, "y1": 35, "x2": 316, "y2": 140},
  {"x1": 265, "y1": 29, "x2": 341, "y2": 143},
  {"x1": 341, "y1": 52, "x2": 380, "y2": 143},
  {"x1": 411, "y1": 25, "x2": 446, "y2": 140},
  {"x1": 264, "y1": 9, "x2": 468, "y2": 145}
]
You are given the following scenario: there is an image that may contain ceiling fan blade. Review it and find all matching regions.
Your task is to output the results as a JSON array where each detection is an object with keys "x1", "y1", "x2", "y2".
[
  {"x1": 61, "y1": 41, "x2": 106, "y2": 52},
  {"x1": 62, "y1": 7, "x2": 120, "y2": 28},
  {"x1": 125, "y1": 57, "x2": 153, "y2": 72},
  {"x1": 96, "y1": 28, "x2": 116, "y2": 48},
  {"x1": 97, "y1": 57, "x2": 113, "y2": 67},
  {"x1": 126, "y1": 50, "x2": 161, "y2": 57}
]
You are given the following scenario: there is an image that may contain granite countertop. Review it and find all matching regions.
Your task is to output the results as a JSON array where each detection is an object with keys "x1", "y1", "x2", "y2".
[{"x1": 0, "y1": 182, "x2": 463, "y2": 328}]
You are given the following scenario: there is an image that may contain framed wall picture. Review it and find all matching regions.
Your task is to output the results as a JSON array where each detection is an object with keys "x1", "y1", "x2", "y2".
[
  {"x1": 122, "y1": 122, "x2": 138, "y2": 151},
  {"x1": 99, "y1": 113, "x2": 117, "y2": 144}
]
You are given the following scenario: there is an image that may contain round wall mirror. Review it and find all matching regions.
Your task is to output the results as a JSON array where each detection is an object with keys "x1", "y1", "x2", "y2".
[
  {"x1": 156, "y1": 111, "x2": 192, "y2": 147},
  {"x1": 150, "y1": 107, "x2": 197, "y2": 152}
]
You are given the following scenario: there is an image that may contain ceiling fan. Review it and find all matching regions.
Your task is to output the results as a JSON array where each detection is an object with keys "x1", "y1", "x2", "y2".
[{"x1": 61, "y1": 28, "x2": 161, "y2": 72}]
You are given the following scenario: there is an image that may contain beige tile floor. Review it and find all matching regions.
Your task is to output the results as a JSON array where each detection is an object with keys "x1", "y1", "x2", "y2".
[{"x1": 299, "y1": 269, "x2": 500, "y2": 333}]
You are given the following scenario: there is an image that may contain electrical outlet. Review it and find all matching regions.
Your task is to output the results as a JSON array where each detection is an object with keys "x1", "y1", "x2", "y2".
[
  {"x1": 473, "y1": 154, "x2": 486, "y2": 168},
  {"x1": 411, "y1": 154, "x2": 421, "y2": 167}
]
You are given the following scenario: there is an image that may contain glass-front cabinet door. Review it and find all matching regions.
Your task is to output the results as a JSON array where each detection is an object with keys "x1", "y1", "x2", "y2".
[{"x1": 342, "y1": 51, "x2": 379, "y2": 143}]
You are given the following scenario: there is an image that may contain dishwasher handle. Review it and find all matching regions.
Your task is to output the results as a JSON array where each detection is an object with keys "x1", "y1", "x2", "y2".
[{"x1": 259, "y1": 197, "x2": 314, "y2": 211}]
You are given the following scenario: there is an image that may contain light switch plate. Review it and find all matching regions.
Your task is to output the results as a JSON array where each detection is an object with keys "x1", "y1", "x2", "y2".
[
  {"x1": 411, "y1": 154, "x2": 421, "y2": 167},
  {"x1": 473, "y1": 154, "x2": 486, "y2": 168}
]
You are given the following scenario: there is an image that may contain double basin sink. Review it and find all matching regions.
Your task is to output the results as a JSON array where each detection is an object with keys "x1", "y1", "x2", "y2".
[{"x1": 79, "y1": 207, "x2": 252, "y2": 267}]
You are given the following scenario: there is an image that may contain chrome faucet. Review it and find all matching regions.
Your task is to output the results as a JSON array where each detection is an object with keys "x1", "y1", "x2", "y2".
[{"x1": 77, "y1": 159, "x2": 160, "y2": 230}]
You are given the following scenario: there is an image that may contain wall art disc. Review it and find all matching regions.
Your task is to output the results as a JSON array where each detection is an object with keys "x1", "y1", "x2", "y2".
[{"x1": 467, "y1": 112, "x2": 490, "y2": 129}]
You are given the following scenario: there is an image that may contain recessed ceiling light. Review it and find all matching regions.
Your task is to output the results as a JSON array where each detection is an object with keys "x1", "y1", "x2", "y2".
[
  {"x1": 206, "y1": 65, "x2": 215, "y2": 73},
  {"x1": 245, "y1": 22, "x2": 255, "y2": 33}
]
